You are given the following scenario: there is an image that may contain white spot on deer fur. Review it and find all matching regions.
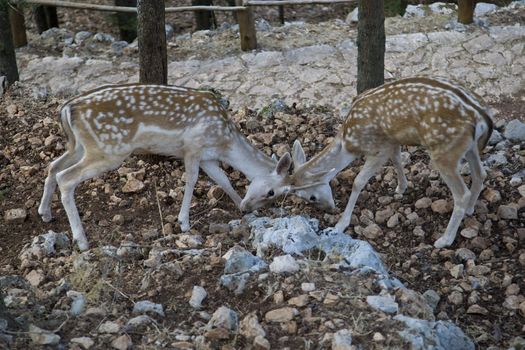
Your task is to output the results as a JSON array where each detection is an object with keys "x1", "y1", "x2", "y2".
[{"x1": 447, "y1": 127, "x2": 456, "y2": 134}]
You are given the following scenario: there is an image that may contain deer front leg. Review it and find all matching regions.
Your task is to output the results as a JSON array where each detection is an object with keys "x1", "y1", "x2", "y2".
[
  {"x1": 432, "y1": 158, "x2": 471, "y2": 249},
  {"x1": 392, "y1": 147, "x2": 408, "y2": 195},
  {"x1": 200, "y1": 160, "x2": 242, "y2": 208},
  {"x1": 179, "y1": 155, "x2": 200, "y2": 232},
  {"x1": 335, "y1": 153, "x2": 390, "y2": 233}
]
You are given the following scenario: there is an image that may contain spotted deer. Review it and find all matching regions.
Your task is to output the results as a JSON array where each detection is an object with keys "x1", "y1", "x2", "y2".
[
  {"x1": 241, "y1": 77, "x2": 494, "y2": 248},
  {"x1": 38, "y1": 84, "x2": 309, "y2": 251}
]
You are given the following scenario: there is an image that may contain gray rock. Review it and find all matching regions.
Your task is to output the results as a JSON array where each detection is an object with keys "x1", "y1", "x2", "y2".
[
  {"x1": 269, "y1": 254, "x2": 300, "y2": 274},
  {"x1": 67, "y1": 291, "x2": 86, "y2": 316},
  {"x1": 189, "y1": 286, "x2": 207, "y2": 309},
  {"x1": 422, "y1": 290, "x2": 441, "y2": 311},
  {"x1": 124, "y1": 315, "x2": 156, "y2": 332},
  {"x1": 488, "y1": 130, "x2": 503, "y2": 145},
  {"x1": 165, "y1": 24, "x2": 174, "y2": 41},
  {"x1": 455, "y1": 248, "x2": 476, "y2": 262},
  {"x1": 220, "y1": 272, "x2": 250, "y2": 295},
  {"x1": 332, "y1": 329, "x2": 353, "y2": 349},
  {"x1": 132, "y1": 300, "x2": 165, "y2": 317},
  {"x1": 386, "y1": 33, "x2": 429, "y2": 53},
  {"x1": 75, "y1": 31, "x2": 92, "y2": 44},
  {"x1": 0, "y1": 76, "x2": 6, "y2": 97},
  {"x1": 284, "y1": 45, "x2": 337, "y2": 65},
  {"x1": 366, "y1": 295, "x2": 399, "y2": 314},
  {"x1": 255, "y1": 19, "x2": 272, "y2": 32},
  {"x1": 483, "y1": 151, "x2": 508, "y2": 167},
  {"x1": 475, "y1": 3, "x2": 498, "y2": 16},
  {"x1": 429, "y1": 2, "x2": 457, "y2": 15},
  {"x1": 4, "y1": 208, "x2": 27, "y2": 222},
  {"x1": 503, "y1": 119, "x2": 525, "y2": 142},
  {"x1": 223, "y1": 247, "x2": 267, "y2": 274},
  {"x1": 395, "y1": 315, "x2": 474, "y2": 350},
  {"x1": 71, "y1": 337, "x2": 95, "y2": 349},
  {"x1": 116, "y1": 241, "x2": 141, "y2": 260},
  {"x1": 93, "y1": 33, "x2": 114, "y2": 42},
  {"x1": 207, "y1": 306, "x2": 238, "y2": 331},
  {"x1": 98, "y1": 321, "x2": 120, "y2": 334},
  {"x1": 28, "y1": 324, "x2": 60, "y2": 345},
  {"x1": 111, "y1": 40, "x2": 128, "y2": 56}
]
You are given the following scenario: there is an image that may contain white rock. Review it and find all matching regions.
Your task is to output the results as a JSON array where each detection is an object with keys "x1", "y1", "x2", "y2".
[
  {"x1": 404, "y1": 5, "x2": 426, "y2": 17},
  {"x1": 189, "y1": 286, "x2": 207, "y2": 309},
  {"x1": 475, "y1": 3, "x2": 498, "y2": 16},
  {"x1": 332, "y1": 329, "x2": 353, "y2": 350},
  {"x1": 270, "y1": 254, "x2": 300, "y2": 274},
  {"x1": 111, "y1": 334, "x2": 132, "y2": 350},
  {"x1": 240, "y1": 312, "x2": 266, "y2": 340},
  {"x1": 301, "y1": 282, "x2": 316, "y2": 292},
  {"x1": 366, "y1": 295, "x2": 399, "y2": 314},
  {"x1": 132, "y1": 300, "x2": 165, "y2": 317},
  {"x1": 345, "y1": 7, "x2": 359, "y2": 24},
  {"x1": 71, "y1": 337, "x2": 95, "y2": 349},
  {"x1": 98, "y1": 321, "x2": 120, "y2": 334}
]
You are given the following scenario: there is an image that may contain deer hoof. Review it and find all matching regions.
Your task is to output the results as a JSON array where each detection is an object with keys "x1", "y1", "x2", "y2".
[
  {"x1": 75, "y1": 238, "x2": 90, "y2": 252},
  {"x1": 433, "y1": 236, "x2": 453, "y2": 249}
]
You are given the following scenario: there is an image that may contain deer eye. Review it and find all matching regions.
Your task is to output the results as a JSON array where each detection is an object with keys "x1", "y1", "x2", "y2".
[
  {"x1": 309, "y1": 195, "x2": 317, "y2": 202},
  {"x1": 267, "y1": 189, "x2": 275, "y2": 198}
]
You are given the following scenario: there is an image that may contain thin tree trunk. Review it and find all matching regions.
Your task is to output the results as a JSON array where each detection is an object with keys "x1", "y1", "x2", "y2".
[
  {"x1": 34, "y1": 6, "x2": 59, "y2": 33},
  {"x1": 115, "y1": 0, "x2": 137, "y2": 42},
  {"x1": 0, "y1": 1, "x2": 19, "y2": 86},
  {"x1": 192, "y1": 0, "x2": 214, "y2": 30},
  {"x1": 138, "y1": 0, "x2": 167, "y2": 84},
  {"x1": 458, "y1": 0, "x2": 475, "y2": 24},
  {"x1": 235, "y1": 0, "x2": 257, "y2": 51},
  {"x1": 356, "y1": 0, "x2": 385, "y2": 94},
  {"x1": 9, "y1": 5, "x2": 27, "y2": 48},
  {"x1": 279, "y1": 6, "x2": 285, "y2": 24}
]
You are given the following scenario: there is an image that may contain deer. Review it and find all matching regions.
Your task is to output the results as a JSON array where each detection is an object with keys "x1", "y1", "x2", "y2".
[
  {"x1": 38, "y1": 84, "x2": 321, "y2": 251},
  {"x1": 240, "y1": 76, "x2": 494, "y2": 249}
]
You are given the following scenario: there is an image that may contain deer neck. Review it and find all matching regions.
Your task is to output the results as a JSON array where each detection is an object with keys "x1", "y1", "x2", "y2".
[
  {"x1": 223, "y1": 133, "x2": 276, "y2": 180},
  {"x1": 298, "y1": 134, "x2": 355, "y2": 182}
]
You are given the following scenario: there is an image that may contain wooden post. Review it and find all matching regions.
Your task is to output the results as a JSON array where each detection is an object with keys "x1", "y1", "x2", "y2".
[
  {"x1": 458, "y1": 0, "x2": 475, "y2": 24},
  {"x1": 9, "y1": 5, "x2": 27, "y2": 48},
  {"x1": 34, "y1": 5, "x2": 59, "y2": 33},
  {"x1": 235, "y1": 0, "x2": 256, "y2": 51},
  {"x1": 0, "y1": 0, "x2": 19, "y2": 86},
  {"x1": 137, "y1": 0, "x2": 167, "y2": 84}
]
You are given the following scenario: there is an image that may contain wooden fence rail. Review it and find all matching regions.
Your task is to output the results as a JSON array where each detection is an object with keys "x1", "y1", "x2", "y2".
[{"x1": 8, "y1": 0, "x2": 355, "y2": 51}]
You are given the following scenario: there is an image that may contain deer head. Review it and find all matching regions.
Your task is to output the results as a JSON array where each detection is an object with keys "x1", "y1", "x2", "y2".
[{"x1": 240, "y1": 140, "x2": 337, "y2": 212}]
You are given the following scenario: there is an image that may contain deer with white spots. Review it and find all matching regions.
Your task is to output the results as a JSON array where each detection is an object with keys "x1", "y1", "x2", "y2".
[
  {"x1": 38, "y1": 84, "x2": 310, "y2": 251},
  {"x1": 241, "y1": 77, "x2": 494, "y2": 248}
]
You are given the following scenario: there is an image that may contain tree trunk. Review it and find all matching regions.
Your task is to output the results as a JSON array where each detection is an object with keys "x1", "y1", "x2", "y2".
[
  {"x1": 458, "y1": 0, "x2": 475, "y2": 24},
  {"x1": 356, "y1": 0, "x2": 385, "y2": 94},
  {"x1": 115, "y1": 0, "x2": 137, "y2": 42},
  {"x1": 137, "y1": 0, "x2": 167, "y2": 84},
  {"x1": 9, "y1": 5, "x2": 27, "y2": 48},
  {"x1": 192, "y1": 0, "x2": 214, "y2": 30},
  {"x1": 0, "y1": 1, "x2": 19, "y2": 87},
  {"x1": 34, "y1": 6, "x2": 59, "y2": 33}
]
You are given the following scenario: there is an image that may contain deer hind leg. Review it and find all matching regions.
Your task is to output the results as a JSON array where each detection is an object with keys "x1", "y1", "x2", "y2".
[
  {"x1": 464, "y1": 146, "x2": 486, "y2": 215},
  {"x1": 200, "y1": 160, "x2": 242, "y2": 208},
  {"x1": 335, "y1": 152, "x2": 391, "y2": 233},
  {"x1": 178, "y1": 155, "x2": 200, "y2": 232},
  {"x1": 38, "y1": 145, "x2": 84, "y2": 222},
  {"x1": 392, "y1": 146, "x2": 408, "y2": 194},
  {"x1": 432, "y1": 156, "x2": 471, "y2": 249},
  {"x1": 56, "y1": 154, "x2": 126, "y2": 251}
]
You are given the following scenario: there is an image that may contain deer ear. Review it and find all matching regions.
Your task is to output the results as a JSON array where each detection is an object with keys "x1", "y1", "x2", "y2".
[
  {"x1": 275, "y1": 153, "x2": 292, "y2": 176},
  {"x1": 271, "y1": 153, "x2": 278, "y2": 161},
  {"x1": 292, "y1": 140, "x2": 306, "y2": 166},
  {"x1": 305, "y1": 168, "x2": 337, "y2": 182}
]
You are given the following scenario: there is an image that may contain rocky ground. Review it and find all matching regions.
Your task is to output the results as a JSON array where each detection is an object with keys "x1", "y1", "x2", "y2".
[{"x1": 1, "y1": 2, "x2": 525, "y2": 350}]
